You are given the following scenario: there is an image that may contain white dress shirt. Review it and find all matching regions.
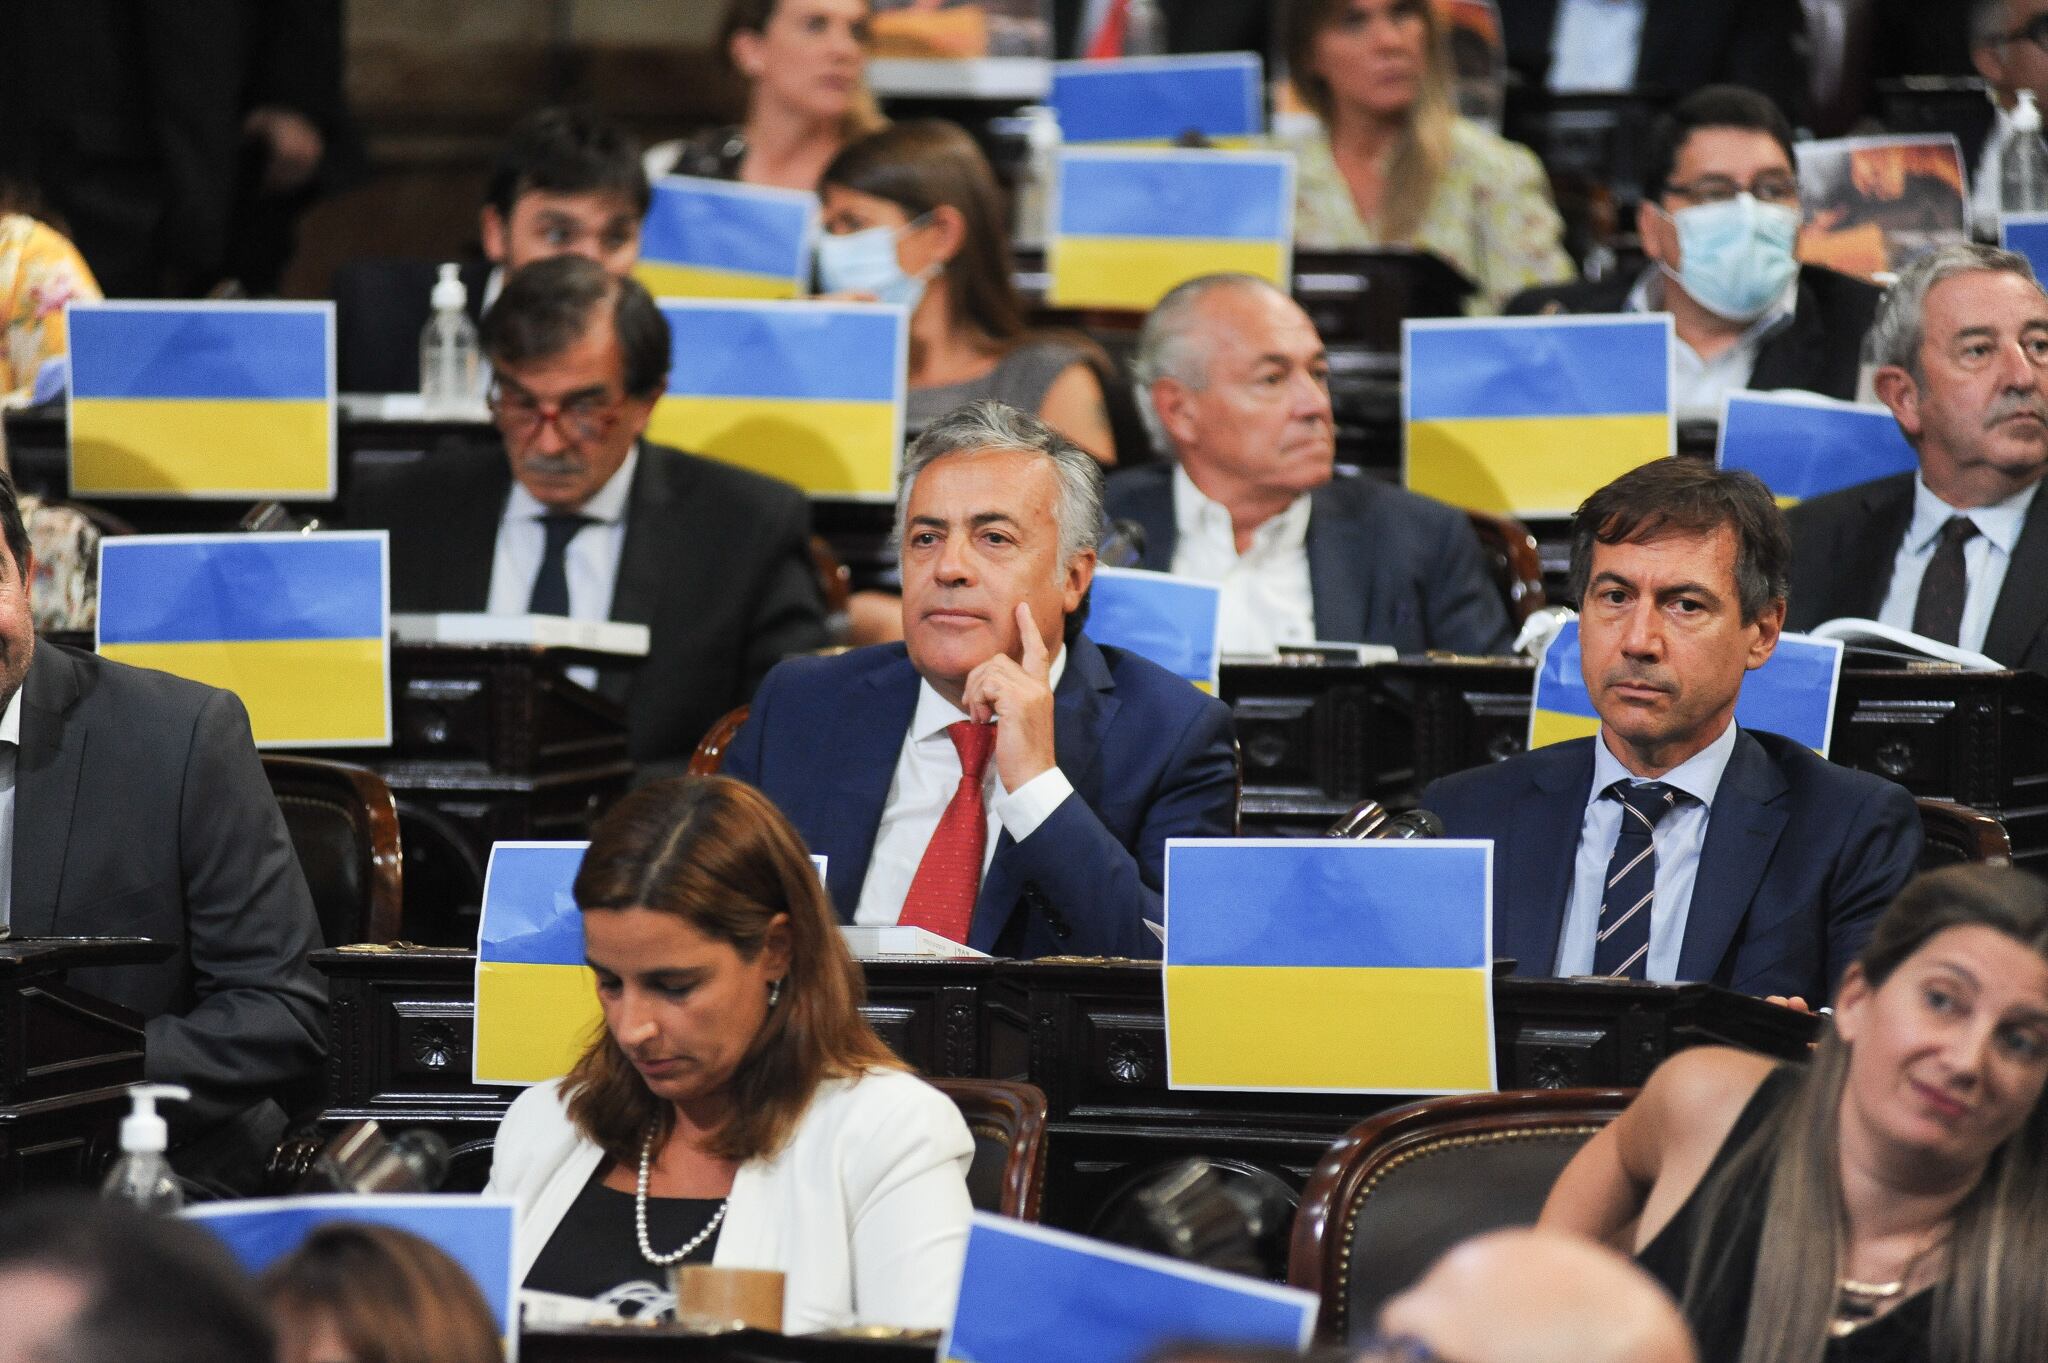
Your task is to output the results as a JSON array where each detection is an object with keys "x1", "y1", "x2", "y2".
[
  {"x1": 486, "y1": 445, "x2": 639, "y2": 689},
  {"x1": 854, "y1": 648, "x2": 1074, "y2": 928},
  {"x1": 1554, "y1": 720, "x2": 1740, "y2": 982},
  {"x1": 1548, "y1": 0, "x2": 1645, "y2": 93},
  {"x1": 0, "y1": 683, "x2": 18, "y2": 931},
  {"x1": 1627, "y1": 269, "x2": 1798, "y2": 422},
  {"x1": 1877, "y1": 476, "x2": 2041, "y2": 654},
  {"x1": 1168, "y1": 465, "x2": 1317, "y2": 656}
]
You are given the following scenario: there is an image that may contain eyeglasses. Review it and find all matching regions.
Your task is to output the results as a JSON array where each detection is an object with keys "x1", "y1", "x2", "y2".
[
  {"x1": 487, "y1": 385, "x2": 625, "y2": 447},
  {"x1": 1994, "y1": 14, "x2": 2048, "y2": 53},
  {"x1": 1664, "y1": 173, "x2": 1801, "y2": 207}
]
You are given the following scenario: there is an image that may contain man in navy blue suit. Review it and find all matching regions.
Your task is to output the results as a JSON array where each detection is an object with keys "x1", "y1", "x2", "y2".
[
  {"x1": 725, "y1": 400, "x2": 1237, "y2": 959},
  {"x1": 1424, "y1": 460, "x2": 1921, "y2": 1004}
]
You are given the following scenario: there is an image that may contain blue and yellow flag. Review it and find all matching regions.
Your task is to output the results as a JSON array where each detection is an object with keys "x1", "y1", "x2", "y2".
[
  {"x1": 1050, "y1": 53, "x2": 1264, "y2": 145},
  {"x1": 67, "y1": 302, "x2": 335, "y2": 499},
  {"x1": 97, "y1": 533, "x2": 389, "y2": 748},
  {"x1": 473, "y1": 841, "x2": 599, "y2": 1086},
  {"x1": 187, "y1": 1195, "x2": 518, "y2": 1350},
  {"x1": 1164, "y1": 839, "x2": 1496, "y2": 1093},
  {"x1": 636, "y1": 174, "x2": 819, "y2": 300},
  {"x1": 2002, "y1": 213, "x2": 2048, "y2": 281},
  {"x1": 646, "y1": 299, "x2": 906, "y2": 499},
  {"x1": 1717, "y1": 392, "x2": 1916, "y2": 505},
  {"x1": 1529, "y1": 619, "x2": 1844, "y2": 755},
  {"x1": 1405, "y1": 315, "x2": 1673, "y2": 517},
  {"x1": 1048, "y1": 149, "x2": 1293, "y2": 311},
  {"x1": 942, "y1": 1213, "x2": 1317, "y2": 1363},
  {"x1": 1084, "y1": 567, "x2": 1223, "y2": 690}
]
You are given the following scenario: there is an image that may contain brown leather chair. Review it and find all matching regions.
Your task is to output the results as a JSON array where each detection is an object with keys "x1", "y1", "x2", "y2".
[
  {"x1": 930, "y1": 1077, "x2": 1050, "y2": 1221},
  {"x1": 1463, "y1": 509, "x2": 1548, "y2": 627},
  {"x1": 689, "y1": 704, "x2": 751, "y2": 777},
  {"x1": 262, "y1": 754, "x2": 404, "y2": 946},
  {"x1": 809, "y1": 534, "x2": 853, "y2": 618},
  {"x1": 1288, "y1": 1087, "x2": 1630, "y2": 1343},
  {"x1": 1916, "y1": 798, "x2": 2013, "y2": 870}
]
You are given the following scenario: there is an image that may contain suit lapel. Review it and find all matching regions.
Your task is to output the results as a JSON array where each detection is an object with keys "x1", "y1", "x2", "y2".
[
  {"x1": 1307, "y1": 484, "x2": 1373, "y2": 642},
  {"x1": 595, "y1": 446, "x2": 677, "y2": 706},
  {"x1": 1816, "y1": 476, "x2": 1913, "y2": 624},
  {"x1": 1676, "y1": 732, "x2": 1790, "y2": 983},
  {"x1": 1497, "y1": 744, "x2": 1592, "y2": 976},
  {"x1": 1981, "y1": 490, "x2": 2048, "y2": 666},
  {"x1": 11, "y1": 646, "x2": 86, "y2": 936},
  {"x1": 827, "y1": 654, "x2": 921, "y2": 921}
]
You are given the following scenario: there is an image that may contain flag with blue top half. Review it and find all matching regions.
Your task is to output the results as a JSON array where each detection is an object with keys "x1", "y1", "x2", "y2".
[
  {"x1": 646, "y1": 299, "x2": 906, "y2": 499},
  {"x1": 186, "y1": 1195, "x2": 518, "y2": 1354},
  {"x1": 2001, "y1": 212, "x2": 2048, "y2": 282},
  {"x1": 1529, "y1": 619, "x2": 1845, "y2": 756},
  {"x1": 1050, "y1": 53, "x2": 1264, "y2": 145},
  {"x1": 1083, "y1": 567, "x2": 1223, "y2": 690},
  {"x1": 1049, "y1": 148, "x2": 1294, "y2": 311},
  {"x1": 1717, "y1": 391, "x2": 1917, "y2": 505},
  {"x1": 1404, "y1": 314, "x2": 1674, "y2": 517},
  {"x1": 941, "y1": 1213, "x2": 1317, "y2": 1363},
  {"x1": 473, "y1": 841, "x2": 598, "y2": 1086},
  {"x1": 96, "y1": 533, "x2": 389, "y2": 748},
  {"x1": 1164, "y1": 839, "x2": 1496, "y2": 1093},
  {"x1": 635, "y1": 175, "x2": 819, "y2": 300},
  {"x1": 66, "y1": 301, "x2": 334, "y2": 499}
]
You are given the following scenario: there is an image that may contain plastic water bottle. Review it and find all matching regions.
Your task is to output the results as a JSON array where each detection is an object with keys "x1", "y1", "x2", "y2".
[
  {"x1": 1124, "y1": 0, "x2": 1166, "y2": 56},
  {"x1": 2002, "y1": 90, "x2": 2048, "y2": 219},
  {"x1": 100, "y1": 1083, "x2": 189, "y2": 1214},
  {"x1": 419, "y1": 263, "x2": 480, "y2": 414},
  {"x1": 1013, "y1": 105, "x2": 1062, "y2": 249}
]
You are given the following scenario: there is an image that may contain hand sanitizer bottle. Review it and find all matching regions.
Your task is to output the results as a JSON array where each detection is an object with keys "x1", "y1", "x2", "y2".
[
  {"x1": 419, "y1": 263, "x2": 481, "y2": 414},
  {"x1": 100, "y1": 1083, "x2": 190, "y2": 1213}
]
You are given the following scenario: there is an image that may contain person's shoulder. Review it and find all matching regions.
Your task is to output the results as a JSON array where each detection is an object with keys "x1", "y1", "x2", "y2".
[
  {"x1": 1746, "y1": 730, "x2": 1912, "y2": 808},
  {"x1": 1319, "y1": 471, "x2": 1469, "y2": 529},
  {"x1": 1505, "y1": 274, "x2": 1630, "y2": 317},
  {"x1": 491, "y1": 1080, "x2": 583, "y2": 1173},
  {"x1": 802, "y1": 1068, "x2": 971, "y2": 1151},
  {"x1": 1093, "y1": 641, "x2": 1228, "y2": 721},
  {"x1": 1796, "y1": 262, "x2": 1884, "y2": 318},
  {"x1": 1427, "y1": 738, "x2": 1585, "y2": 803},
  {"x1": 1784, "y1": 470, "x2": 1913, "y2": 529},
  {"x1": 51, "y1": 642, "x2": 227, "y2": 726},
  {"x1": 1642, "y1": 1045, "x2": 1779, "y2": 1119},
  {"x1": 759, "y1": 643, "x2": 909, "y2": 699},
  {"x1": 353, "y1": 438, "x2": 503, "y2": 506},
  {"x1": 641, "y1": 441, "x2": 808, "y2": 513},
  {"x1": 1449, "y1": 117, "x2": 1548, "y2": 182},
  {"x1": 1102, "y1": 461, "x2": 1171, "y2": 504}
]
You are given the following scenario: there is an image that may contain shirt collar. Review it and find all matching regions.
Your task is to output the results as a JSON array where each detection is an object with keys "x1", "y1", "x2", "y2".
[
  {"x1": 481, "y1": 265, "x2": 506, "y2": 315},
  {"x1": 1626, "y1": 265, "x2": 1798, "y2": 347},
  {"x1": 0, "y1": 682, "x2": 19, "y2": 747},
  {"x1": 1589, "y1": 717, "x2": 1739, "y2": 811},
  {"x1": 1171, "y1": 464, "x2": 1311, "y2": 555},
  {"x1": 502, "y1": 443, "x2": 639, "y2": 528},
  {"x1": 911, "y1": 645, "x2": 1070, "y2": 744},
  {"x1": 1906, "y1": 474, "x2": 2041, "y2": 556}
]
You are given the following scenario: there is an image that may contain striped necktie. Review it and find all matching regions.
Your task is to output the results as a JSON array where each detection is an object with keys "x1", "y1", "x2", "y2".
[{"x1": 1595, "y1": 780, "x2": 1680, "y2": 980}]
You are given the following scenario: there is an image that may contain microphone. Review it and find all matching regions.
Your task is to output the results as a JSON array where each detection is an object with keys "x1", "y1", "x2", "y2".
[
  {"x1": 1098, "y1": 517, "x2": 1148, "y2": 569},
  {"x1": 296, "y1": 1121, "x2": 450, "y2": 1194},
  {"x1": 1325, "y1": 799, "x2": 1390, "y2": 839},
  {"x1": 1374, "y1": 809, "x2": 1446, "y2": 840}
]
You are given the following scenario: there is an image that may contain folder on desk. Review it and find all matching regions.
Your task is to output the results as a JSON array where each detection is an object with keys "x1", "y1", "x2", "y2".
[
  {"x1": 636, "y1": 175, "x2": 819, "y2": 300},
  {"x1": 472, "y1": 841, "x2": 599, "y2": 1087}
]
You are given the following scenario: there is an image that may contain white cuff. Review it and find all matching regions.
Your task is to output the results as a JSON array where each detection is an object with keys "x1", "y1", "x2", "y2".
[{"x1": 993, "y1": 767, "x2": 1074, "y2": 843}]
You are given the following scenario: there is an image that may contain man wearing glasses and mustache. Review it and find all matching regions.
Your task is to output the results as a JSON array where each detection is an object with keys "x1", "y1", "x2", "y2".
[
  {"x1": 351, "y1": 256, "x2": 828, "y2": 778},
  {"x1": 1787, "y1": 244, "x2": 2048, "y2": 674}
]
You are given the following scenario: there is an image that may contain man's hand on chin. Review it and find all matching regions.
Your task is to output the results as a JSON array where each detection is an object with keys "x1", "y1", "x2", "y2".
[{"x1": 963, "y1": 602, "x2": 1059, "y2": 793}]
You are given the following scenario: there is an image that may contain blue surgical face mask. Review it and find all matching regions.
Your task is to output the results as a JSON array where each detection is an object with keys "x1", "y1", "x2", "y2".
[
  {"x1": 817, "y1": 214, "x2": 937, "y2": 309},
  {"x1": 1662, "y1": 193, "x2": 1802, "y2": 323}
]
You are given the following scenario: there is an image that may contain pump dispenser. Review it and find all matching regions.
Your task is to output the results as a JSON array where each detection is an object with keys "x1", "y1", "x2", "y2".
[
  {"x1": 420, "y1": 262, "x2": 481, "y2": 414},
  {"x1": 101, "y1": 1083, "x2": 189, "y2": 1212},
  {"x1": 2002, "y1": 90, "x2": 2048, "y2": 219}
]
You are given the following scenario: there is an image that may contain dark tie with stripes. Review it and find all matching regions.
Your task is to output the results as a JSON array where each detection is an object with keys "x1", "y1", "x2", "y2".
[
  {"x1": 1909, "y1": 516, "x2": 1979, "y2": 647},
  {"x1": 1595, "y1": 780, "x2": 1680, "y2": 980}
]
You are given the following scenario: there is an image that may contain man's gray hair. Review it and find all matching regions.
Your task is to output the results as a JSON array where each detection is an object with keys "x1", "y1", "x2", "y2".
[
  {"x1": 895, "y1": 399, "x2": 1103, "y2": 573},
  {"x1": 1128, "y1": 273, "x2": 1291, "y2": 456},
  {"x1": 1869, "y1": 242, "x2": 2042, "y2": 380}
]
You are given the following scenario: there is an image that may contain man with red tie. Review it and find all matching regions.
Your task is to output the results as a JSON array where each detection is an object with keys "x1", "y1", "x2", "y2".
[{"x1": 723, "y1": 399, "x2": 1238, "y2": 958}]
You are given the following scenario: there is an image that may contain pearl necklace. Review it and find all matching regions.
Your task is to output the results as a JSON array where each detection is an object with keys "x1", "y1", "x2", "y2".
[{"x1": 636, "y1": 1126, "x2": 729, "y2": 1268}]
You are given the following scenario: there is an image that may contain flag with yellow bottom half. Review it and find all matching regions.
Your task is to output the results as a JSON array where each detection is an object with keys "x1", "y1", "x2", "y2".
[
  {"x1": 473, "y1": 841, "x2": 601, "y2": 1086},
  {"x1": 634, "y1": 175, "x2": 818, "y2": 300}
]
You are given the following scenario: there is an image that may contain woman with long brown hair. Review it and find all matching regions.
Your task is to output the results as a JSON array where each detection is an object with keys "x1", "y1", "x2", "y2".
[
  {"x1": 1542, "y1": 864, "x2": 2048, "y2": 1362},
  {"x1": 262, "y1": 1223, "x2": 503, "y2": 1363},
  {"x1": 1281, "y1": 0, "x2": 1572, "y2": 312},
  {"x1": 485, "y1": 776, "x2": 973, "y2": 1331}
]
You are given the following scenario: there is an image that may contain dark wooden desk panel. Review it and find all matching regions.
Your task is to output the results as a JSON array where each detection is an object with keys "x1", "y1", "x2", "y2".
[{"x1": 521, "y1": 1326, "x2": 932, "y2": 1363}]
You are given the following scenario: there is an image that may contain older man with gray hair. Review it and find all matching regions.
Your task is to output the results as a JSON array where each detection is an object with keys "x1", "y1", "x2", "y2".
[
  {"x1": 725, "y1": 399, "x2": 1237, "y2": 959},
  {"x1": 1106, "y1": 273, "x2": 1513, "y2": 656},
  {"x1": 1786, "y1": 242, "x2": 2048, "y2": 669}
]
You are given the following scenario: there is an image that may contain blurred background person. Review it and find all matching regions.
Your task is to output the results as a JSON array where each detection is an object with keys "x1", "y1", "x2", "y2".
[
  {"x1": 486, "y1": 776, "x2": 973, "y2": 1331},
  {"x1": 0, "y1": 181, "x2": 100, "y2": 408},
  {"x1": 1543, "y1": 864, "x2": 2048, "y2": 1362},
  {"x1": 649, "y1": 0, "x2": 886, "y2": 190},
  {"x1": 1282, "y1": 0, "x2": 1575, "y2": 313},
  {"x1": 262, "y1": 1223, "x2": 502, "y2": 1363}
]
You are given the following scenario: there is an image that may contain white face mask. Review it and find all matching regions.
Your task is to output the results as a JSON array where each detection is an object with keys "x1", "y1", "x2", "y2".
[
  {"x1": 817, "y1": 214, "x2": 939, "y2": 309},
  {"x1": 1660, "y1": 193, "x2": 1802, "y2": 323}
]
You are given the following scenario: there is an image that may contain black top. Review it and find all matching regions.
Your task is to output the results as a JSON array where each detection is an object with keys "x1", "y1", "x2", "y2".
[
  {"x1": 663, "y1": 125, "x2": 746, "y2": 181},
  {"x1": 1636, "y1": 1066, "x2": 1934, "y2": 1363},
  {"x1": 524, "y1": 1167, "x2": 722, "y2": 1312}
]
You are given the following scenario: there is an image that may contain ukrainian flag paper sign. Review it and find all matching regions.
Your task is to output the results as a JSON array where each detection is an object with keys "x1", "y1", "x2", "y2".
[
  {"x1": 1529, "y1": 619, "x2": 1845, "y2": 756},
  {"x1": 67, "y1": 301, "x2": 335, "y2": 499},
  {"x1": 636, "y1": 175, "x2": 819, "y2": 300},
  {"x1": 1716, "y1": 391, "x2": 1918, "y2": 505},
  {"x1": 473, "y1": 841, "x2": 600, "y2": 1086},
  {"x1": 97, "y1": 533, "x2": 389, "y2": 748},
  {"x1": 941, "y1": 1214, "x2": 1316, "y2": 1363},
  {"x1": 1084, "y1": 567, "x2": 1223, "y2": 690},
  {"x1": 647, "y1": 299, "x2": 906, "y2": 499},
  {"x1": 1049, "y1": 53, "x2": 1264, "y2": 145},
  {"x1": 2003, "y1": 213, "x2": 2048, "y2": 282},
  {"x1": 1405, "y1": 314, "x2": 1674, "y2": 517},
  {"x1": 1164, "y1": 839, "x2": 1496, "y2": 1094},
  {"x1": 1049, "y1": 148, "x2": 1294, "y2": 311}
]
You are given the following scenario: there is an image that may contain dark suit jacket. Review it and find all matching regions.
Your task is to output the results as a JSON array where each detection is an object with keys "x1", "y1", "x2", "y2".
[
  {"x1": 1785, "y1": 471, "x2": 2048, "y2": 671},
  {"x1": 1498, "y1": 0, "x2": 1808, "y2": 121},
  {"x1": 14, "y1": 644, "x2": 327, "y2": 1137},
  {"x1": 349, "y1": 439, "x2": 829, "y2": 773},
  {"x1": 722, "y1": 635, "x2": 1238, "y2": 959},
  {"x1": 1422, "y1": 729, "x2": 1922, "y2": 1002},
  {"x1": 333, "y1": 258, "x2": 494, "y2": 394},
  {"x1": 1103, "y1": 466, "x2": 1517, "y2": 655},
  {"x1": 1506, "y1": 264, "x2": 1881, "y2": 404},
  {"x1": 1051, "y1": 0, "x2": 1273, "y2": 56}
]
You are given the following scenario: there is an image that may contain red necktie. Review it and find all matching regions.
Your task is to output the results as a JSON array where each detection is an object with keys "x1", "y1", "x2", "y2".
[
  {"x1": 897, "y1": 721, "x2": 999, "y2": 943},
  {"x1": 1086, "y1": 0, "x2": 1131, "y2": 58}
]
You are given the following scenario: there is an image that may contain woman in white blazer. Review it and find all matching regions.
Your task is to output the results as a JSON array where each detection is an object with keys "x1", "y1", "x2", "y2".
[{"x1": 484, "y1": 776, "x2": 974, "y2": 1331}]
